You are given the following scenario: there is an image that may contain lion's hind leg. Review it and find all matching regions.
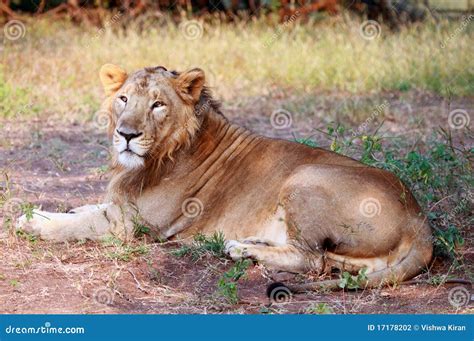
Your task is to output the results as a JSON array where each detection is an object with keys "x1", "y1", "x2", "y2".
[
  {"x1": 283, "y1": 237, "x2": 432, "y2": 292},
  {"x1": 225, "y1": 239, "x2": 323, "y2": 273}
]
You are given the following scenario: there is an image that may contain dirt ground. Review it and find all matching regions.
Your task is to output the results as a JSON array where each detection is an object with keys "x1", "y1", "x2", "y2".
[{"x1": 0, "y1": 91, "x2": 472, "y2": 314}]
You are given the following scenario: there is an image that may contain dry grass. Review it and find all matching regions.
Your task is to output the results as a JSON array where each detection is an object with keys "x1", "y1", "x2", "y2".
[{"x1": 1, "y1": 14, "x2": 473, "y2": 120}]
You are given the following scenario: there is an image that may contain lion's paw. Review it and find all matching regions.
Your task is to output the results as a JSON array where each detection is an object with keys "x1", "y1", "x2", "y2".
[
  {"x1": 16, "y1": 210, "x2": 53, "y2": 236},
  {"x1": 225, "y1": 240, "x2": 251, "y2": 260}
]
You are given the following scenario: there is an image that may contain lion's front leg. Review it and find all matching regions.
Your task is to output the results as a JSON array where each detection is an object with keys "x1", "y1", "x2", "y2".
[
  {"x1": 17, "y1": 203, "x2": 136, "y2": 242},
  {"x1": 67, "y1": 203, "x2": 109, "y2": 214}
]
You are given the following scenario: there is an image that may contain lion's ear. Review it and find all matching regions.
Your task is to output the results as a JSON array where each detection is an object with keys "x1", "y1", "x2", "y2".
[
  {"x1": 174, "y1": 68, "x2": 205, "y2": 103},
  {"x1": 99, "y1": 64, "x2": 128, "y2": 96}
]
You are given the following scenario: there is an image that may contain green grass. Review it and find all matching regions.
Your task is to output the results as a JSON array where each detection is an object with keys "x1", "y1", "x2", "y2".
[
  {"x1": 1, "y1": 15, "x2": 472, "y2": 119},
  {"x1": 0, "y1": 171, "x2": 38, "y2": 237},
  {"x1": 217, "y1": 259, "x2": 251, "y2": 304},
  {"x1": 132, "y1": 216, "x2": 152, "y2": 238},
  {"x1": 305, "y1": 303, "x2": 334, "y2": 314},
  {"x1": 19, "y1": 202, "x2": 36, "y2": 221},
  {"x1": 170, "y1": 233, "x2": 250, "y2": 304},
  {"x1": 9, "y1": 279, "x2": 20, "y2": 287},
  {"x1": 171, "y1": 232, "x2": 226, "y2": 261},
  {"x1": 0, "y1": 66, "x2": 43, "y2": 119},
  {"x1": 102, "y1": 236, "x2": 150, "y2": 261},
  {"x1": 15, "y1": 230, "x2": 38, "y2": 244}
]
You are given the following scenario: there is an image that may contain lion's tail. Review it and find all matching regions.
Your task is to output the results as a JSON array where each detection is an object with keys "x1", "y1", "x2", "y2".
[{"x1": 286, "y1": 236, "x2": 433, "y2": 293}]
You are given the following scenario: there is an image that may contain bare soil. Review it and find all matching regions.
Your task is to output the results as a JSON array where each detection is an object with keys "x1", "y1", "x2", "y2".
[{"x1": 1, "y1": 91, "x2": 472, "y2": 314}]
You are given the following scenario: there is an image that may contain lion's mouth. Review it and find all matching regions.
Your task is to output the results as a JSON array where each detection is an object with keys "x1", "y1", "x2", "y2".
[
  {"x1": 122, "y1": 148, "x2": 135, "y2": 154},
  {"x1": 120, "y1": 148, "x2": 144, "y2": 157},
  {"x1": 118, "y1": 148, "x2": 145, "y2": 169}
]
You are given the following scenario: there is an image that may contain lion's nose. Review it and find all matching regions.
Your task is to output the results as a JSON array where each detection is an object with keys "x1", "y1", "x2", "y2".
[{"x1": 117, "y1": 128, "x2": 143, "y2": 142}]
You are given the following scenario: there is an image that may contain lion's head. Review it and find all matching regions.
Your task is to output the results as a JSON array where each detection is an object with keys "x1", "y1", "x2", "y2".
[
  {"x1": 99, "y1": 64, "x2": 210, "y2": 170},
  {"x1": 99, "y1": 64, "x2": 221, "y2": 200}
]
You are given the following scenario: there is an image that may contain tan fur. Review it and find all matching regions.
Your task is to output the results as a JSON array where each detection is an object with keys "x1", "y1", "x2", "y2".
[
  {"x1": 18, "y1": 64, "x2": 433, "y2": 289},
  {"x1": 100, "y1": 64, "x2": 128, "y2": 97}
]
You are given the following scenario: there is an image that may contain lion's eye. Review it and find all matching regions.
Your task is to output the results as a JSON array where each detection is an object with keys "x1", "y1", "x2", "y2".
[
  {"x1": 119, "y1": 96, "x2": 128, "y2": 103},
  {"x1": 152, "y1": 101, "x2": 165, "y2": 109}
]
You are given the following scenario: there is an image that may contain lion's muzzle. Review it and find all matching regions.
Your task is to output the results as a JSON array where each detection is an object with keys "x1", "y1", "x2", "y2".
[{"x1": 114, "y1": 126, "x2": 148, "y2": 169}]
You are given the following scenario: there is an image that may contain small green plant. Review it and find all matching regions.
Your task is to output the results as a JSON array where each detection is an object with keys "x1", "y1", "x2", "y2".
[
  {"x1": 0, "y1": 173, "x2": 38, "y2": 235},
  {"x1": 427, "y1": 274, "x2": 449, "y2": 286},
  {"x1": 133, "y1": 217, "x2": 166, "y2": 242},
  {"x1": 217, "y1": 259, "x2": 251, "y2": 304},
  {"x1": 396, "y1": 80, "x2": 412, "y2": 92},
  {"x1": 107, "y1": 245, "x2": 149, "y2": 261},
  {"x1": 434, "y1": 226, "x2": 465, "y2": 263},
  {"x1": 359, "y1": 135, "x2": 383, "y2": 165},
  {"x1": 305, "y1": 303, "x2": 334, "y2": 314},
  {"x1": 9, "y1": 279, "x2": 19, "y2": 287},
  {"x1": 171, "y1": 232, "x2": 226, "y2": 261},
  {"x1": 132, "y1": 216, "x2": 151, "y2": 238},
  {"x1": 327, "y1": 123, "x2": 347, "y2": 154},
  {"x1": 20, "y1": 202, "x2": 36, "y2": 222},
  {"x1": 15, "y1": 230, "x2": 38, "y2": 244},
  {"x1": 339, "y1": 268, "x2": 368, "y2": 290}
]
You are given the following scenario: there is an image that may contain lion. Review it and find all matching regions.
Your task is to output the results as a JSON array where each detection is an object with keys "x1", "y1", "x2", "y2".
[{"x1": 18, "y1": 64, "x2": 433, "y2": 290}]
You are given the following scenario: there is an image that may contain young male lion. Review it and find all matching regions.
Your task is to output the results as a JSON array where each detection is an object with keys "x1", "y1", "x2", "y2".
[{"x1": 18, "y1": 64, "x2": 433, "y2": 289}]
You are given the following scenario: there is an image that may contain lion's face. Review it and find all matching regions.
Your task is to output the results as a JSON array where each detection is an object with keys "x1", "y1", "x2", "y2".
[{"x1": 99, "y1": 64, "x2": 205, "y2": 169}]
